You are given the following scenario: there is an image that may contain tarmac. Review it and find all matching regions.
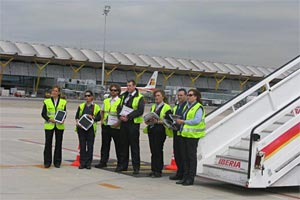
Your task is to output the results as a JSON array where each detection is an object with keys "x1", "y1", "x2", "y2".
[{"x1": 0, "y1": 97, "x2": 299, "y2": 200}]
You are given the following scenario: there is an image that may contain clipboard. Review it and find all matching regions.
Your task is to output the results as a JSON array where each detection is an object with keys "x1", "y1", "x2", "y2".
[
  {"x1": 78, "y1": 114, "x2": 94, "y2": 131},
  {"x1": 54, "y1": 110, "x2": 66, "y2": 123},
  {"x1": 119, "y1": 105, "x2": 134, "y2": 116}
]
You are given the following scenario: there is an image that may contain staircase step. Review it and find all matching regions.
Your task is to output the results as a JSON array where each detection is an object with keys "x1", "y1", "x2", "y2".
[
  {"x1": 261, "y1": 130, "x2": 272, "y2": 133},
  {"x1": 216, "y1": 154, "x2": 248, "y2": 162},
  {"x1": 203, "y1": 163, "x2": 247, "y2": 174},
  {"x1": 239, "y1": 137, "x2": 250, "y2": 148},
  {"x1": 276, "y1": 115, "x2": 294, "y2": 124},
  {"x1": 203, "y1": 164, "x2": 248, "y2": 185},
  {"x1": 228, "y1": 146, "x2": 249, "y2": 158},
  {"x1": 216, "y1": 155, "x2": 248, "y2": 171},
  {"x1": 274, "y1": 121, "x2": 284, "y2": 125},
  {"x1": 198, "y1": 173, "x2": 247, "y2": 187}
]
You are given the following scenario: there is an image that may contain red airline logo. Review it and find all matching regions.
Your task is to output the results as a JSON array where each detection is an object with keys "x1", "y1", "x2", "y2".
[{"x1": 218, "y1": 158, "x2": 241, "y2": 168}]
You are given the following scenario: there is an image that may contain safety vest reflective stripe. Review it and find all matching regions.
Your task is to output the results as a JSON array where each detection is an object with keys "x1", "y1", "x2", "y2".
[
  {"x1": 181, "y1": 127, "x2": 206, "y2": 133},
  {"x1": 47, "y1": 112, "x2": 55, "y2": 115}
]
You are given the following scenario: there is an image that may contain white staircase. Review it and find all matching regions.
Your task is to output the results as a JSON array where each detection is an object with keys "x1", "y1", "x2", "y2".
[{"x1": 197, "y1": 56, "x2": 300, "y2": 188}]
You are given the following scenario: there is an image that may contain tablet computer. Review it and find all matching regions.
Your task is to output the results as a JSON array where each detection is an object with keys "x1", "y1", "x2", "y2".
[
  {"x1": 78, "y1": 114, "x2": 94, "y2": 131},
  {"x1": 54, "y1": 110, "x2": 66, "y2": 123}
]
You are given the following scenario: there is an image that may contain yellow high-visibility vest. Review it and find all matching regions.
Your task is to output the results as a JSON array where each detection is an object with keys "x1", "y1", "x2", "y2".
[
  {"x1": 44, "y1": 98, "x2": 67, "y2": 130},
  {"x1": 181, "y1": 102, "x2": 206, "y2": 138}
]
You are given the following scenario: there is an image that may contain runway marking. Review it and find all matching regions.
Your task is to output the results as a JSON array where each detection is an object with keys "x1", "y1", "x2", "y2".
[
  {"x1": 99, "y1": 183, "x2": 122, "y2": 189},
  {"x1": 0, "y1": 125, "x2": 23, "y2": 128},
  {"x1": 18, "y1": 138, "x2": 97, "y2": 155},
  {"x1": 0, "y1": 164, "x2": 72, "y2": 169},
  {"x1": 17, "y1": 138, "x2": 176, "y2": 176}
]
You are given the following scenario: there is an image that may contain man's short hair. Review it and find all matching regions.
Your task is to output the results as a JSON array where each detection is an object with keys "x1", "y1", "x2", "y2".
[
  {"x1": 178, "y1": 88, "x2": 187, "y2": 95},
  {"x1": 127, "y1": 79, "x2": 136, "y2": 86}
]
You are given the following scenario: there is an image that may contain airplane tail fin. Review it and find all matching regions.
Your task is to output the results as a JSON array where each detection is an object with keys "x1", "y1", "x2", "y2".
[{"x1": 145, "y1": 71, "x2": 158, "y2": 89}]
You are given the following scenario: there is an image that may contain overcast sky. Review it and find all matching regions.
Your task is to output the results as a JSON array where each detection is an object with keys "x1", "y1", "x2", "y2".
[{"x1": 0, "y1": 0, "x2": 299, "y2": 68}]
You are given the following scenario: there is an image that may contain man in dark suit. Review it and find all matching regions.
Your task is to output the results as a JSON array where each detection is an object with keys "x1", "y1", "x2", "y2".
[{"x1": 116, "y1": 80, "x2": 145, "y2": 174}]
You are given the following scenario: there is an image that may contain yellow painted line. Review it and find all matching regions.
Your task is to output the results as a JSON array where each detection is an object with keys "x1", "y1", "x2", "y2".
[{"x1": 99, "y1": 183, "x2": 122, "y2": 189}]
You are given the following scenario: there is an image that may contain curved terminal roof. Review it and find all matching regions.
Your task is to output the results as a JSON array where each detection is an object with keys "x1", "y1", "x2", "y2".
[
  {"x1": 49, "y1": 45, "x2": 72, "y2": 60},
  {"x1": 15, "y1": 42, "x2": 37, "y2": 56},
  {"x1": 124, "y1": 53, "x2": 148, "y2": 67},
  {"x1": 95, "y1": 51, "x2": 119, "y2": 64},
  {"x1": 138, "y1": 55, "x2": 161, "y2": 68},
  {"x1": 64, "y1": 48, "x2": 88, "y2": 62},
  {"x1": 0, "y1": 40, "x2": 21, "y2": 55},
  {"x1": 80, "y1": 49, "x2": 103, "y2": 63},
  {"x1": 0, "y1": 40, "x2": 278, "y2": 78},
  {"x1": 32, "y1": 44, "x2": 55, "y2": 58}
]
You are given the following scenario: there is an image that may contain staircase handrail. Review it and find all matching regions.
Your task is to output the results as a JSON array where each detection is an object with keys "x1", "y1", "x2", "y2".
[
  {"x1": 247, "y1": 96, "x2": 300, "y2": 180},
  {"x1": 206, "y1": 55, "x2": 300, "y2": 123}
]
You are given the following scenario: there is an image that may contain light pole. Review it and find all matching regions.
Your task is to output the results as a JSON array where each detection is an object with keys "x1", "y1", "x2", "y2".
[{"x1": 101, "y1": 5, "x2": 111, "y2": 87}]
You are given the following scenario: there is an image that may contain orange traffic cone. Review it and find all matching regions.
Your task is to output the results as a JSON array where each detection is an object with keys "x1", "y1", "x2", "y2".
[
  {"x1": 165, "y1": 152, "x2": 177, "y2": 171},
  {"x1": 71, "y1": 145, "x2": 80, "y2": 166}
]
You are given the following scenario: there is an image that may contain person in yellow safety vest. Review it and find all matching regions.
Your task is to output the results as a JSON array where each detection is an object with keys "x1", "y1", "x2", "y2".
[
  {"x1": 41, "y1": 85, "x2": 67, "y2": 168},
  {"x1": 95, "y1": 84, "x2": 122, "y2": 169},
  {"x1": 75, "y1": 90, "x2": 101, "y2": 170},
  {"x1": 174, "y1": 88, "x2": 206, "y2": 186},
  {"x1": 116, "y1": 80, "x2": 145, "y2": 175},
  {"x1": 144, "y1": 89, "x2": 173, "y2": 178}
]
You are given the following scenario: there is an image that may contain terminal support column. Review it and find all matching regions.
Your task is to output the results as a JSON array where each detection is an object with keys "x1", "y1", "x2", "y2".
[
  {"x1": 214, "y1": 74, "x2": 226, "y2": 90},
  {"x1": 162, "y1": 70, "x2": 175, "y2": 89},
  {"x1": 71, "y1": 63, "x2": 85, "y2": 79},
  {"x1": 0, "y1": 57, "x2": 14, "y2": 87},
  {"x1": 104, "y1": 66, "x2": 117, "y2": 86},
  {"x1": 189, "y1": 72, "x2": 202, "y2": 88},
  {"x1": 34, "y1": 59, "x2": 50, "y2": 95},
  {"x1": 239, "y1": 77, "x2": 250, "y2": 91},
  {"x1": 134, "y1": 69, "x2": 147, "y2": 85}
]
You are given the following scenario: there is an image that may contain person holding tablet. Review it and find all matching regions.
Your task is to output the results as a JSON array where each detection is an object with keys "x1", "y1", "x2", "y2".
[
  {"x1": 41, "y1": 85, "x2": 67, "y2": 168},
  {"x1": 75, "y1": 90, "x2": 101, "y2": 169}
]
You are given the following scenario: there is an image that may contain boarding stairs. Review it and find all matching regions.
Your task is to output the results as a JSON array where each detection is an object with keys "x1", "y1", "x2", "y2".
[{"x1": 197, "y1": 56, "x2": 300, "y2": 188}]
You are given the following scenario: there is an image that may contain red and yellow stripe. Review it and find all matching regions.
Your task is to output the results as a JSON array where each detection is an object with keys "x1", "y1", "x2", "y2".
[{"x1": 261, "y1": 123, "x2": 300, "y2": 160}]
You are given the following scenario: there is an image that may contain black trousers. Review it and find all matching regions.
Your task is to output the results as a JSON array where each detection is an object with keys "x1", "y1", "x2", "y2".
[
  {"x1": 44, "y1": 127, "x2": 64, "y2": 165},
  {"x1": 148, "y1": 126, "x2": 166, "y2": 173},
  {"x1": 119, "y1": 121, "x2": 140, "y2": 170},
  {"x1": 77, "y1": 127, "x2": 95, "y2": 167},
  {"x1": 100, "y1": 125, "x2": 121, "y2": 166},
  {"x1": 173, "y1": 131, "x2": 184, "y2": 177},
  {"x1": 181, "y1": 137, "x2": 199, "y2": 180}
]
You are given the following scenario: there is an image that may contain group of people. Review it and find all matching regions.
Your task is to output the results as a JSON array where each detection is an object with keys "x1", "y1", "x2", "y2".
[{"x1": 41, "y1": 81, "x2": 205, "y2": 186}]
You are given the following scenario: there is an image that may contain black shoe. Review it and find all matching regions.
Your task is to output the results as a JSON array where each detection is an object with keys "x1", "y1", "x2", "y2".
[
  {"x1": 182, "y1": 179, "x2": 194, "y2": 186},
  {"x1": 133, "y1": 169, "x2": 139, "y2": 175},
  {"x1": 148, "y1": 171, "x2": 154, "y2": 177},
  {"x1": 78, "y1": 165, "x2": 85, "y2": 169},
  {"x1": 169, "y1": 174, "x2": 182, "y2": 180},
  {"x1": 95, "y1": 163, "x2": 107, "y2": 168},
  {"x1": 176, "y1": 179, "x2": 186, "y2": 184},
  {"x1": 86, "y1": 165, "x2": 91, "y2": 170},
  {"x1": 54, "y1": 163, "x2": 60, "y2": 168},
  {"x1": 44, "y1": 164, "x2": 51, "y2": 168},
  {"x1": 115, "y1": 167, "x2": 127, "y2": 172},
  {"x1": 152, "y1": 172, "x2": 162, "y2": 178}
]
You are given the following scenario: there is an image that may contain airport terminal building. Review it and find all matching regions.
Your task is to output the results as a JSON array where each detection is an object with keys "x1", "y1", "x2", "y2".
[{"x1": 0, "y1": 40, "x2": 284, "y2": 103}]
